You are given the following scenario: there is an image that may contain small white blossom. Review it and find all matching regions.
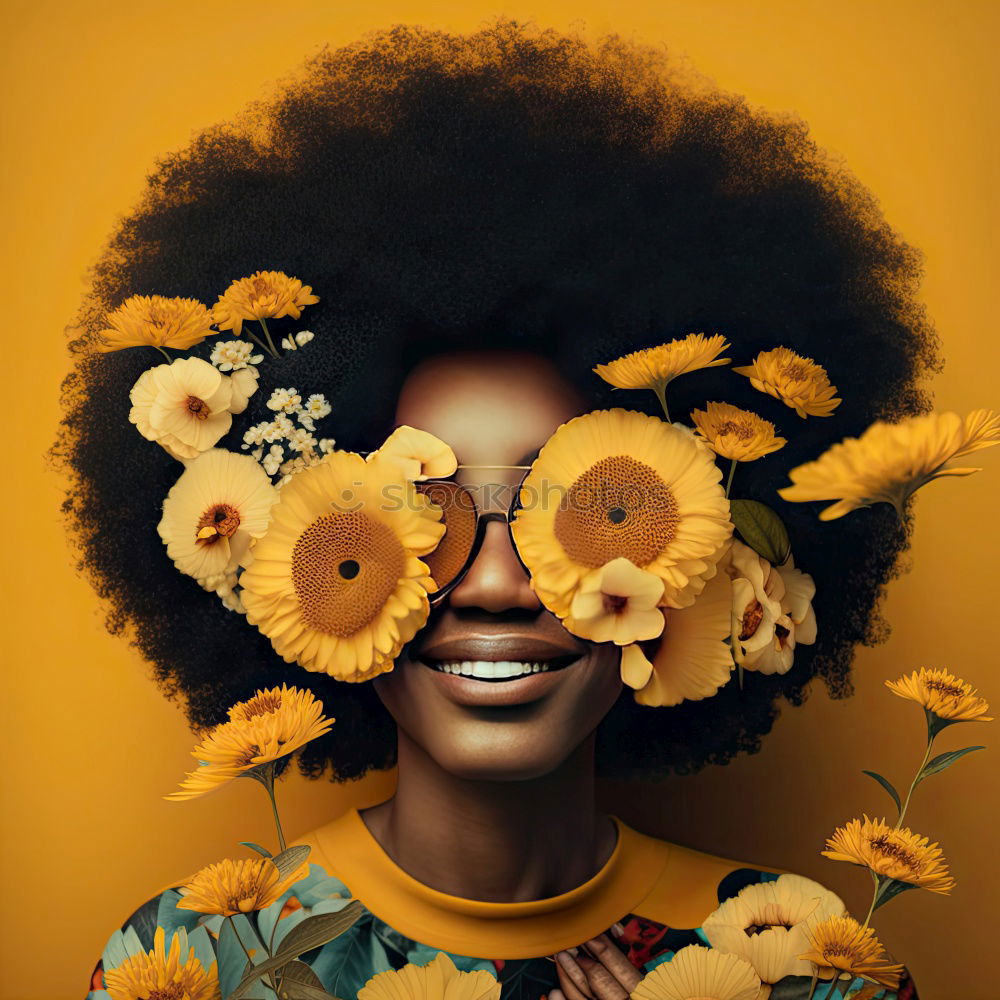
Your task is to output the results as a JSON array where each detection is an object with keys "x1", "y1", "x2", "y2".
[
  {"x1": 297, "y1": 413, "x2": 316, "y2": 432},
  {"x1": 242, "y1": 422, "x2": 270, "y2": 449},
  {"x1": 319, "y1": 438, "x2": 337, "y2": 454},
  {"x1": 262, "y1": 444, "x2": 285, "y2": 476},
  {"x1": 267, "y1": 387, "x2": 303, "y2": 413},
  {"x1": 287, "y1": 427, "x2": 318, "y2": 453},
  {"x1": 303, "y1": 393, "x2": 332, "y2": 420},
  {"x1": 280, "y1": 335, "x2": 296, "y2": 351},
  {"x1": 250, "y1": 446, "x2": 263, "y2": 460},
  {"x1": 210, "y1": 339, "x2": 263, "y2": 372},
  {"x1": 295, "y1": 330, "x2": 315, "y2": 347}
]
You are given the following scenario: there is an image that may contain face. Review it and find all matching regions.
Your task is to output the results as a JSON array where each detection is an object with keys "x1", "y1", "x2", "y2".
[{"x1": 372, "y1": 351, "x2": 623, "y2": 781}]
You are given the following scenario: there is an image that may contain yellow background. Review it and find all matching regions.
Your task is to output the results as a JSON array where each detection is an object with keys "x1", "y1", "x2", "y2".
[{"x1": 1, "y1": 0, "x2": 996, "y2": 996}]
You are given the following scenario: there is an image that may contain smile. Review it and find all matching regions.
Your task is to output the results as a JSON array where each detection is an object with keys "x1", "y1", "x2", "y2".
[{"x1": 429, "y1": 659, "x2": 576, "y2": 681}]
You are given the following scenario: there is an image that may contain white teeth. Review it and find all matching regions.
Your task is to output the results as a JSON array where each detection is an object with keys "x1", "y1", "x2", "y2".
[{"x1": 436, "y1": 660, "x2": 549, "y2": 679}]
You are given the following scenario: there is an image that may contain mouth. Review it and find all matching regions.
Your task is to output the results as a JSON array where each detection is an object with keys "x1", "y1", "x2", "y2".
[{"x1": 423, "y1": 655, "x2": 579, "y2": 682}]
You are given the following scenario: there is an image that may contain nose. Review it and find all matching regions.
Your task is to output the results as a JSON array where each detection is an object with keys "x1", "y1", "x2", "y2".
[{"x1": 447, "y1": 518, "x2": 541, "y2": 614}]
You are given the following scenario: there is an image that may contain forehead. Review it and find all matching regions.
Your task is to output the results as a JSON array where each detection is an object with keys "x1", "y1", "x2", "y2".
[{"x1": 393, "y1": 351, "x2": 585, "y2": 466}]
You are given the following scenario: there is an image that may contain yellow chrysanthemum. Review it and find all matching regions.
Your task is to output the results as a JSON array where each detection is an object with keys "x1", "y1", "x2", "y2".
[
  {"x1": 564, "y1": 557, "x2": 666, "y2": 646},
  {"x1": 98, "y1": 294, "x2": 218, "y2": 353},
  {"x1": 799, "y1": 915, "x2": 903, "y2": 989},
  {"x1": 885, "y1": 667, "x2": 992, "y2": 723},
  {"x1": 822, "y1": 816, "x2": 955, "y2": 894},
  {"x1": 178, "y1": 856, "x2": 309, "y2": 916},
  {"x1": 167, "y1": 685, "x2": 334, "y2": 800},
  {"x1": 630, "y1": 945, "x2": 762, "y2": 1000},
  {"x1": 594, "y1": 334, "x2": 731, "y2": 394},
  {"x1": 511, "y1": 409, "x2": 732, "y2": 616},
  {"x1": 691, "y1": 402, "x2": 786, "y2": 462},
  {"x1": 212, "y1": 270, "x2": 319, "y2": 335},
  {"x1": 240, "y1": 451, "x2": 444, "y2": 681},
  {"x1": 104, "y1": 927, "x2": 220, "y2": 1000},
  {"x1": 732, "y1": 346, "x2": 841, "y2": 418},
  {"x1": 778, "y1": 409, "x2": 1000, "y2": 519},
  {"x1": 358, "y1": 952, "x2": 500, "y2": 1000}
]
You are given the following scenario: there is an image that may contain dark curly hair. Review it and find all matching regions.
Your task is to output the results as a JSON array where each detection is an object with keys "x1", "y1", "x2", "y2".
[{"x1": 53, "y1": 21, "x2": 939, "y2": 782}]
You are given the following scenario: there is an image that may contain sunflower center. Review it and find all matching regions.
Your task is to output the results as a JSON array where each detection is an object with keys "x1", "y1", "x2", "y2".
[
  {"x1": 146, "y1": 984, "x2": 185, "y2": 1000},
  {"x1": 926, "y1": 679, "x2": 964, "y2": 698},
  {"x1": 186, "y1": 395, "x2": 211, "y2": 420},
  {"x1": 196, "y1": 503, "x2": 241, "y2": 544},
  {"x1": 234, "y1": 692, "x2": 282, "y2": 720},
  {"x1": 740, "y1": 600, "x2": 764, "y2": 640},
  {"x1": 868, "y1": 835, "x2": 919, "y2": 873},
  {"x1": 780, "y1": 361, "x2": 811, "y2": 381},
  {"x1": 715, "y1": 419, "x2": 755, "y2": 440},
  {"x1": 291, "y1": 512, "x2": 407, "y2": 637},
  {"x1": 554, "y1": 456, "x2": 679, "y2": 568}
]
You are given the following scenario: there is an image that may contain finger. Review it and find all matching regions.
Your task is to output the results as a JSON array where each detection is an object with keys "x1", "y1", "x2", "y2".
[
  {"x1": 548, "y1": 991, "x2": 567, "y2": 1000},
  {"x1": 582, "y1": 935, "x2": 643, "y2": 992},
  {"x1": 575, "y1": 955, "x2": 629, "y2": 1000},
  {"x1": 555, "y1": 952, "x2": 594, "y2": 1000}
]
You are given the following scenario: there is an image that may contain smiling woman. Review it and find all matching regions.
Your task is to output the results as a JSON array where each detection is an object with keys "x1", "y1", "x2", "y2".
[{"x1": 55, "y1": 19, "x2": 937, "y2": 1000}]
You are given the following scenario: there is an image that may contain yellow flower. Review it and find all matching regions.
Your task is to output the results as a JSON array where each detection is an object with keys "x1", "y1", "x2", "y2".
[
  {"x1": 167, "y1": 685, "x2": 334, "y2": 800},
  {"x1": 799, "y1": 915, "x2": 903, "y2": 989},
  {"x1": 511, "y1": 409, "x2": 732, "y2": 617},
  {"x1": 822, "y1": 816, "x2": 955, "y2": 894},
  {"x1": 594, "y1": 333, "x2": 731, "y2": 394},
  {"x1": 97, "y1": 294, "x2": 218, "y2": 353},
  {"x1": 358, "y1": 952, "x2": 500, "y2": 1000},
  {"x1": 732, "y1": 347, "x2": 841, "y2": 418},
  {"x1": 778, "y1": 409, "x2": 1000, "y2": 520},
  {"x1": 177, "y1": 856, "x2": 309, "y2": 916},
  {"x1": 630, "y1": 944, "x2": 762, "y2": 1000},
  {"x1": 691, "y1": 402, "x2": 786, "y2": 462},
  {"x1": 564, "y1": 557, "x2": 666, "y2": 646},
  {"x1": 240, "y1": 451, "x2": 444, "y2": 681},
  {"x1": 157, "y1": 449, "x2": 278, "y2": 594},
  {"x1": 104, "y1": 926, "x2": 220, "y2": 1000},
  {"x1": 372, "y1": 425, "x2": 458, "y2": 481},
  {"x1": 885, "y1": 667, "x2": 992, "y2": 723},
  {"x1": 212, "y1": 270, "x2": 319, "y2": 335}
]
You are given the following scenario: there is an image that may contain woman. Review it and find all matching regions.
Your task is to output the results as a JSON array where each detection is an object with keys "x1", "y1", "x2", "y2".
[{"x1": 62, "y1": 22, "x2": 932, "y2": 999}]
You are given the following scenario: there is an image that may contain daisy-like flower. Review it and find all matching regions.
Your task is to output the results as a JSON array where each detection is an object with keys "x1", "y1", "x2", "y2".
[
  {"x1": 129, "y1": 357, "x2": 256, "y2": 461},
  {"x1": 733, "y1": 347, "x2": 842, "y2": 418},
  {"x1": 303, "y1": 392, "x2": 332, "y2": 420},
  {"x1": 212, "y1": 271, "x2": 319, "y2": 336},
  {"x1": 690, "y1": 402, "x2": 786, "y2": 463},
  {"x1": 209, "y1": 338, "x2": 263, "y2": 372},
  {"x1": 167, "y1": 685, "x2": 334, "y2": 800},
  {"x1": 564, "y1": 557, "x2": 666, "y2": 647},
  {"x1": 157, "y1": 449, "x2": 278, "y2": 593},
  {"x1": 799, "y1": 915, "x2": 903, "y2": 989},
  {"x1": 594, "y1": 333, "x2": 731, "y2": 398},
  {"x1": 630, "y1": 945, "x2": 762, "y2": 1000},
  {"x1": 373, "y1": 424, "x2": 459, "y2": 481},
  {"x1": 267, "y1": 387, "x2": 303, "y2": 413},
  {"x1": 103, "y1": 926, "x2": 220, "y2": 1000},
  {"x1": 287, "y1": 427, "x2": 318, "y2": 454},
  {"x1": 97, "y1": 294, "x2": 217, "y2": 355},
  {"x1": 512, "y1": 409, "x2": 732, "y2": 617},
  {"x1": 701, "y1": 874, "x2": 846, "y2": 983},
  {"x1": 822, "y1": 816, "x2": 956, "y2": 894},
  {"x1": 885, "y1": 667, "x2": 992, "y2": 723},
  {"x1": 239, "y1": 450, "x2": 445, "y2": 681},
  {"x1": 358, "y1": 952, "x2": 500, "y2": 1000},
  {"x1": 177, "y1": 856, "x2": 310, "y2": 916},
  {"x1": 778, "y1": 409, "x2": 1000, "y2": 520}
]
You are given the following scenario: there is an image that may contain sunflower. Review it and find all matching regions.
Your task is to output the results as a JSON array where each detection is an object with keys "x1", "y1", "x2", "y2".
[
  {"x1": 212, "y1": 270, "x2": 319, "y2": 335},
  {"x1": 821, "y1": 816, "x2": 955, "y2": 894},
  {"x1": 97, "y1": 294, "x2": 218, "y2": 355},
  {"x1": 373, "y1": 425, "x2": 458, "y2": 481},
  {"x1": 690, "y1": 402, "x2": 786, "y2": 463},
  {"x1": 240, "y1": 451, "x2": 444, "y2": 681},
  {"x1": 358, "y1": 952, "x2": 500, "y2": 1000},
  {"x1": 177, "y1": 856, "x2": 310, "y2": 916},
  {"x1": 564, "y1": 557, "x2": 666, "y2": 646},
  {"x1": 885, "y1": 667, "x2": 992, "y2": 723},
  {"x1": 157, "y1": 449, "x2": 278, "y2": 593},
  {"x1": 732, "y1": 347, "x2": 841, "y2": 418},
  {"x1": 630, "y1": 945, "x2": 762, "y2": 1000},
  {"x1": 167, "y1": 685, "x2": 334, "y2": 800},
  {"x1": 778, "y1": 409, "x2": 1000, "y2": 520},
  {"x1": 701, "y1": 874, "x2": 846, "y2": 983},
  {"x1": 799, "y1": 916, "x2": 903, "y2": 989},
  {"x1": 511, "y1": 409, "x2": 732, "y2": 617},
  {"x1": 103, "y1": 926, "x2": 220, "y2": 1000}
]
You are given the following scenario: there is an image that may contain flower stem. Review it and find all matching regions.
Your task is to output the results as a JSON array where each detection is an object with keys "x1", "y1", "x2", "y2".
[
  {"x1": 805, "y1": 969, "x2": 819, "y2": 1000},
  {"x1": 152, "y1": 345, "x2": 172, "y2": 363},
  {"x1": 861, "y1": 869, "x2": 880, "y2": 929},
  {"x1": 895, "y1": 736, "x2": 934, "y2": 830},
  {"x1": 653, "y1": 384, "x2": 671, "y2": 423},
  {"x1": 258, "y1": 318, "x2": 280, "y2": 358},
  {"x1": 725, "y1": 458, "x2": 737, "y2": 498},
  {"x1": 266, "y1": 780, "x2": 287, "y2": 853}
]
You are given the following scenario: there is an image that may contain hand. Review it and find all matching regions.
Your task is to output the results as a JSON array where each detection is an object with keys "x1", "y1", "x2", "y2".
[{"x1": 551, "y1": 933, "x2": 643, "y2": 1000}]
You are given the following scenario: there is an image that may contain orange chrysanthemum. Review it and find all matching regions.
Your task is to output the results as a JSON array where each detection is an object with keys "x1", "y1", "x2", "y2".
[
  {"x1": 691, "y1": 401, "x2": 786, "y2": 462},
  {"x1": 104, "y1": 927, "x2": 220, "y2": 1000},
  {"x1": 885, "y1": 668, "x2": 992, "y2": 723},
  {"x1": 98, "y1": 294, "x2": 217, "y2": 353},
  {"x1": 178, "y1": 856, "x2": 310, "y2": 916},
  {"x1": 732, "y1": 346, "x2": 841, "y2": 418},
  {"x1": 212, "y1": 270, "x2": 319, "y2": 335},
  {"x1": 799, "y1": 915, "x2": 903, "y2": 989}
]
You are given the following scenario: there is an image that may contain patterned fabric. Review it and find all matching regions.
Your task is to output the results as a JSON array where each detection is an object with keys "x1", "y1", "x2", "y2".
[{"x1": 87, "y1": 864, "x2": 919, "y2": 1000}]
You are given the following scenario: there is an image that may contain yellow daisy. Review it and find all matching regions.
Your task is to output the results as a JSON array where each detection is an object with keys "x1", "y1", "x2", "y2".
[
  {"x1": 799, "y1": 915, "x2": 903, "y2": 989},
  {"x1": 212, "y1": 270, "x2": 319, "y2": 336},
  {"x1": 177, "y1": 856, "x2": 309, "y2": 916},
  {"x1": 511, "y1": 409, "x2": 732, "y2": 617},
  {"x1": 564, "y1": 557, "x2": 666, "y2": 646},
  {"x1": 778, "y1": 409, "x2": 1000, "y2": 519},
  {"x1": 732, "y1": 346, "x2": 841, "y2": 418},
  {"x1": 630, "y1": 945, "x2": 762, "y2": 1000},
  {"x1": 372, "y1": 425, "x2": 458, "y2": 481},
  {"x1": 885, "y1": 667, "x2": 992, "y2": 723},
  {"x1": 822, "y1": 816, "x2": 955, "y2": 894},
  {"x1": 690, "y1": 402, "x2": 786, "y2": 462},
  {"x1": 97, "y1": 294, "x2": 218, "y2": 355},
  {"x1": 167, "y1": 685, "x2": 334, "y2": 800},
  {"x1": 240, "y1": 451, "x2": 444, "y2": 681},
  {"x1": 104, "y1": 926, "x2": 220, "y2": 1000},
  {"x1": 358, "y1": 952, "x2": 500, "y2": 1000}
]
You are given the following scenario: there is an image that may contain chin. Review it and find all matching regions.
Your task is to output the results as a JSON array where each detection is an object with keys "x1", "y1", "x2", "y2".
[{"x1": 422, "y1": 731, "x2": 588, "y2": 782}]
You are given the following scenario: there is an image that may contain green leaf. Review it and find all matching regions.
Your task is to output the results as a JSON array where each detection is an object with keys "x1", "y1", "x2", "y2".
[
  {"x1": 276, "y1": 960, "x2": 336, "y2": 999},
  {"x1": 271, "y1": 845, "x2": 312, "y2": 882},
  {"x1": 861, "y1": 770, "x2": 902, "y2": 815},
  {"x1": 730, "y1": 499, "x2": 791, "y2": 565},
  {"x1": 240, "y1": 842, "x2": 273, "y2": 858},
  {"x1": 915, "y1": 746, "x2": 985, "y2": 786},
  {"x1": 873, "y1": 876, "x2": 918, "y2": 912}
]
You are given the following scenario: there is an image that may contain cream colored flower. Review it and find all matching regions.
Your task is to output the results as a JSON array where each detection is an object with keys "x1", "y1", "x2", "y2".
[
  {"x1": 373, "y1": 425, "x2": 459, "y2": 481},
  {"x1": 564, "y1": 557, "x2": 666, "y2": 646},
  {"x1": 210, "y1": 339, "x2": 263, "y2": 371},
  {"x1": 630, "y1": 945, "x2": 762, "y2": 1000},
  {"x1": 359, "y1": 952, "x2": 500, "y2": 1000},
  {"x1": 733, "y1": 347, "x2": 841, "y2": 418},
  {"x1": 702, "y1": 874, "x2": 846, "y2": 983},
  {"x1": 267, "y1": 387, "x2": 303, "y2": 413}
]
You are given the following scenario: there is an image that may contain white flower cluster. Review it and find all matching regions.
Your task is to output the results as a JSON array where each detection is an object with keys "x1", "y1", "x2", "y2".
[
  {"x1": 241, "y1": 385, "x2": 335, "y2": 482},
  {"x1": 209, "y1": 339, "x2": 264, "y2": 372}
]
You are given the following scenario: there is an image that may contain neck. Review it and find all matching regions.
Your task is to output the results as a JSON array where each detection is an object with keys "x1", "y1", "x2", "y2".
[{"x1": 360, "y1": 731, "x2": 617, "y2": 902}]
